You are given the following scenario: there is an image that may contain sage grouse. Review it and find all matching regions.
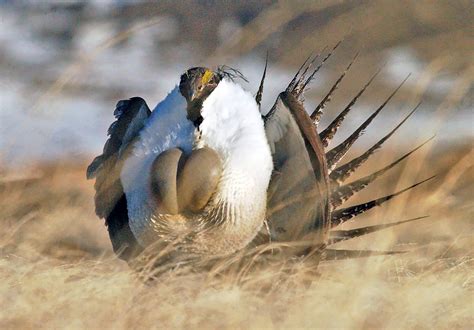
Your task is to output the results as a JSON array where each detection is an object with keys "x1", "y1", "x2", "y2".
[{"x1": 87, "y1": 47, "x2": 434, "y2": 266}]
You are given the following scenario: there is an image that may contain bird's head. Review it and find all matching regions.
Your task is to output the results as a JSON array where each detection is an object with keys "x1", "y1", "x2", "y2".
[{"x1": 179, "y1": 67, "x2": 222, "y2": 126}]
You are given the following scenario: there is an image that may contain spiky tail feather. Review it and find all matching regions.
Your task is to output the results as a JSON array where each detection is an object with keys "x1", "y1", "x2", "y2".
[
  {"x1": 329, "y1": 102, "x2": 423, "y2": 185},
  {"x1": 331, "y1": 176, "x2": 436, "y2": 227},
  {"x1": 325, "y1": 74, "x2": 411, "y2": 172},
  {"x1": 296, "y1": 41, "x2": 342, "y2": 98},
  {"x1": 255, "y1": 53, "x2": 268, "y2": 109},
  {"x1": 311, "y1": 52, "x2": 359, "y2": 129},
  {"x1": 286, "y1": 52, "x2": 319, "y2": 94},
  {"x1": 330, "y1": 136, "x2": 435, "y2": 209},
  {"x1": 318, "y1": 66, "x2": 382, "y2": 147},
  {"x1": 327, "y1": 215, "x2": 429, "y2": 245},
  {"x1": 260, "y1": 52, "x2": 435, "y2": 262}
]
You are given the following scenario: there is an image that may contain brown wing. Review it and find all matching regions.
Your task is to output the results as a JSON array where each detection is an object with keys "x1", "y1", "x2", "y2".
[
  {"x1": 263, "y1": 91, "x2": 330, "y2": 245},
  {"x1": 87, "y1": 97, "x2": 150, "y2": 260}
]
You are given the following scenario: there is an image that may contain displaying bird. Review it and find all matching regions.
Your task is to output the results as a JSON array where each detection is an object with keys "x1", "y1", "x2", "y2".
[{"x1": 87, "y1": 47, "x2": 434, "y2": 266}]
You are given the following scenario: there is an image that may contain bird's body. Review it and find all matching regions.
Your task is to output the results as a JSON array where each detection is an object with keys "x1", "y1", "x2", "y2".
[
  {"x1": 124, "y1": 79, "x2": 272, "y2": 255},
  {"x1": 88, "y1": 51, "x2": 434, "y2": 266},
  {"x1": 119, "y1": 87, "x2": 193, "y2": 245}
]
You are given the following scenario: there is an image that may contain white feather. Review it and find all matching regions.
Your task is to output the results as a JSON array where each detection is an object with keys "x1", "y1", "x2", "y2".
[
  {"x1": 199, "y1": 79, "x2": 273, "y2": 226},
  {"x1": 200, "y1": 78, "x2": 273, "y2": 188},
  {"x1": 121, "y1": 86, "x2": 194, "y2": 238}
]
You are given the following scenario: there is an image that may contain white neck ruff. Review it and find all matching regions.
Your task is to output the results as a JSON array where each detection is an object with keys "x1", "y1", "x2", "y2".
[{"x1": 198, "y1": 79, "x2": 273, "y2": 218}]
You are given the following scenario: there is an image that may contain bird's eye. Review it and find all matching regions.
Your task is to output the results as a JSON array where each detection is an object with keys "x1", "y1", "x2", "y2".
[{"x1": 198, "y1": 85, "x2": 204, "y2": 91}]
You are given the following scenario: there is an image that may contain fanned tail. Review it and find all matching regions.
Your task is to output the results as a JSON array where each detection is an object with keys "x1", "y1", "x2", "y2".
[
  {"x1": 330, "y1": 136, "x2": 434, "y2": 209},
  {"x1": 262, "y1": 51, "x2": 436, "y2": 263},
  {"x1": 317, "y1": 66, "x2": 382, "y2": 146},
  {"x1": 331, "y1": 175, "x2": 435, "y2": 227},
  {"x1": 325, "y1": 74, "x2": 411, "y2": 171},
  {"x1": 330, "y1": 102, "x2": 423, "y2": 185}
]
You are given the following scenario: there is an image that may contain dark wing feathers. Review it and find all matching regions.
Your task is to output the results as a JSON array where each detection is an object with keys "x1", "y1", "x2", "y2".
[
  {"x1": 87, "y1": 97, "x2": 150, "y2": 217},
  {"x1": 87, "y1": 97, "x2": 150, "y2": 260},
  {"x1": 87, "y1": 97, "x2": 150, "y2": 180},
  {"x1": 263, "y1": 92, "x2": 330, "y2": 242},
  {"x1": 106, "y1": 194, "x2": 143, "y2": 259},
  {"x1": 263, "y1": 55, "x2": 332, "y2": 243}
]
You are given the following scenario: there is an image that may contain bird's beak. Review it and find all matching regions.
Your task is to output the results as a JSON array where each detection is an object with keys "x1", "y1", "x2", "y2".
[
  {"x1": 191, "y1": 83, "x2": 218, "y2": 103},
  {"x1": 190, "y1": 91, "x2": 199, "y2": 102}
]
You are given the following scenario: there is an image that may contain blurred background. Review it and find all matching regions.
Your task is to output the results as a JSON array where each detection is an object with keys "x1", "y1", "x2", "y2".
[
  {"x1": 0, "y1": 0, "x2": 472, "y2": 166},
  {"x1": 0, "y1": 1, "x2": 472, "y2": 328}
]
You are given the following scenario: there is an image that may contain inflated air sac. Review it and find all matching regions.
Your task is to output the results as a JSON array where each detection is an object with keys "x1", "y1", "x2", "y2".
[{"x1": 150, "y1": 147, "x2": 222, "y2": 214}]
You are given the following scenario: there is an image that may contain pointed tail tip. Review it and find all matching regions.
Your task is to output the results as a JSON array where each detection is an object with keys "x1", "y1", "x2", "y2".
[
  {"x1": 330, "y1": 137, "x2": 438, "y2": 209},
  {"x1": 256, "y1": 53, "x2": 269, "y2": 107},
  {"x1": 324, "y1": 70, "x2": 412, "y2": 170},
  {"x1": 331, "y1": 175, "x2": 436, "y2": 227},
  {"x1": 328, "y1": 215, "x2": 431, "y2": 245}
]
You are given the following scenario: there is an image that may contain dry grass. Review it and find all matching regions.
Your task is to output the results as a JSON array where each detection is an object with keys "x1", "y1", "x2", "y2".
[
  {"x1": 0, "y1": 141, "x2": 472, "y2": 329},
  {"x1": 1, "y1": 2, "x2": 472, "y2": 328}
]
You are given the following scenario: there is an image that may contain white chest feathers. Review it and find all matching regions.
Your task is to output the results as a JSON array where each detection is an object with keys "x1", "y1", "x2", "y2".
[
  {"x1": 125, "y1": 79, "x2": 274, "y2": 253},
  {"x1": 197, "y1": 79, "x2": 273, "y2": 209},
  {"x1": 187, "y1": 79, "x2": 273, "y2": 252}
]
